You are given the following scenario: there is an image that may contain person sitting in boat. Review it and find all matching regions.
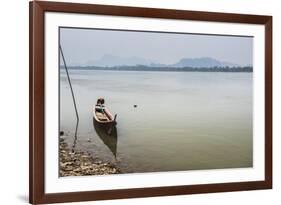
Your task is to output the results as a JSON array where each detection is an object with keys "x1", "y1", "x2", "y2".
[{"x1": 95, "y1": 98, "x2": 105, "y2": 113}]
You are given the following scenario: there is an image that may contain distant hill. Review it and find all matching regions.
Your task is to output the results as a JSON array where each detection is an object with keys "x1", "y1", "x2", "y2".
[
  {"x1": 61, "y1": 55, "x2": 252, "y2": 72},
  {"x1": 85, "y1": 55, "x2": 243, "y2": 68},
  {"x1": 171, "y1": 57, "x2": 238, "y2": 68}
]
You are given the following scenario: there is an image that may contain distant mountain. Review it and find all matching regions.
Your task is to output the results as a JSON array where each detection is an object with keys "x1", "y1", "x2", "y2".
[
  {"x1": 171, "y1": 57, "x2": 238, "y2": 68},
  {"x1": 86, "y1": 54, "x2": 155, "y2": 67},
  {"x1": 86, "y1": 55, "x2": 241, "y2": 68}
]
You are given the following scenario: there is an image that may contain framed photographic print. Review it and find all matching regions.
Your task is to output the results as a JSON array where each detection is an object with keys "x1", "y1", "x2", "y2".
[{"x1": 29, "y1": 1, "x2": 272, "y2": 204}]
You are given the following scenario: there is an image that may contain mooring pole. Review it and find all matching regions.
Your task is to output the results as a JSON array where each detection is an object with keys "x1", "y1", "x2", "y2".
[{"x1": 59, "y1": 45, "x2": 79, "y2": 123}]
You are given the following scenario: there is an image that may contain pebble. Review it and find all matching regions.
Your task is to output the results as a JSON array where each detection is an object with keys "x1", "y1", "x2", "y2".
[{"x1": 59, "y1": 140, "x2": 120, "y2": 177}]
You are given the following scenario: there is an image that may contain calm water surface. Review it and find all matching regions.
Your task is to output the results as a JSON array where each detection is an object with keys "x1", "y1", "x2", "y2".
[{"x1": 60, "y1": 70, "x2": 253, "y2": 173}]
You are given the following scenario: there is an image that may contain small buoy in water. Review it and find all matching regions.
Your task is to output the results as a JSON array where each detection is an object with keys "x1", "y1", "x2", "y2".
[
  {"x1": 87, "y1": 138, "x2": 91, "y2": 142},
  {"x1": 134, "y1": 104, "x2": 137, "y2": 108},
  {"x1": 60, "y1": 131, "x2": 64, "y2": 136}
]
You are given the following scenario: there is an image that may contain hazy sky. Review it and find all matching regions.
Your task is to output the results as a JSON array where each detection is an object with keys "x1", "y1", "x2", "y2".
[{"x1": 60, "y1": 27, "x2": 253, "y2": 66}]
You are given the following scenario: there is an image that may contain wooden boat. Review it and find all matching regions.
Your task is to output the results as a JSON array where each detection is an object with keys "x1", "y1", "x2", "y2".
[{"x1": 93, "y1": 98, "x2": 117, "y2": 125}]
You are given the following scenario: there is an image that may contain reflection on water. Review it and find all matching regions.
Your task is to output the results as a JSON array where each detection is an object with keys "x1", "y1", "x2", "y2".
[
  {"x1": 71, "y1": 121, "x2": 79, "y2": 152},
  {"x1": 93, "y1": 118, "x2": 118, "y2": 158}
]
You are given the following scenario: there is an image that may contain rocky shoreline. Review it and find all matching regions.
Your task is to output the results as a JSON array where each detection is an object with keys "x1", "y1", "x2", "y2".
[{"x1": 59, "y1": 137, "x2": 120, "y2": 177}]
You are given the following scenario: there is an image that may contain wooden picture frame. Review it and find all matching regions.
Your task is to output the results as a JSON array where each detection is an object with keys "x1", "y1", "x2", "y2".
[{"x1": 29, "y1": 1, "x2": 272, "y2": 204}]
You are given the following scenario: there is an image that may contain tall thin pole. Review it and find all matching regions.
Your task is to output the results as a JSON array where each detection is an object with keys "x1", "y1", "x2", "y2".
[{"x1": 59, "y1": 44, "x2": 79, "y2": 123}]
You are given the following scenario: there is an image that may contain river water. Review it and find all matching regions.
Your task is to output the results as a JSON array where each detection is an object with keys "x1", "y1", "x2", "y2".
[{"x1": 60, "y1": 70, "x2": 253, "y2": 173}]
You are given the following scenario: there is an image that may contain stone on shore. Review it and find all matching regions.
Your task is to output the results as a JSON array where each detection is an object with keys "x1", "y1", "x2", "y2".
[{"x1": 59, "y1": 137, "x2": 120, "y2": 177}]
